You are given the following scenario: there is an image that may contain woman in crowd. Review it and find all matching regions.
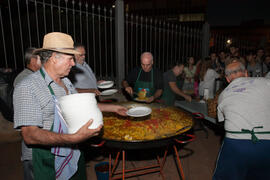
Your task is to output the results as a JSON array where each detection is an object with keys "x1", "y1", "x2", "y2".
[
  {"x1": 198, "y1": 58, "x2": 220, "y2": 99},
  {"x1": 182, "y1": 57, "x2": 197, "y2": 93}
]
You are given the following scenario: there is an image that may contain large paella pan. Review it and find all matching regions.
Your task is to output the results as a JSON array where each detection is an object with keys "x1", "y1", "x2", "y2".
[{"x1": 101, "y1": 102, "x2": 194, "y2": 149}]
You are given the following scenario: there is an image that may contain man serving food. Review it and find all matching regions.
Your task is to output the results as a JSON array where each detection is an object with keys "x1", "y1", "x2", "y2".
[
  {"x1": 13, "y1": 32, "x2": 127, "y2": 180},
  {"x1": 122, "y1": 52, "x2": 163, "y2": 103}
]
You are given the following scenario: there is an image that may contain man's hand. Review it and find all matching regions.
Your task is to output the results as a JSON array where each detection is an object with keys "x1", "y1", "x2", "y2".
[
  {"x1": 146, "y1": 96, "x2": 155, "y2": 103},
  {"x1": 97, "y1": 80, "x2": 105, "y2": 84},
  {"x1": 98, "y1": 104, "x2": 127, "y2": 116},
  {"x1": 125, "y1": 87, "x2": 133, "y2": 95},
  {"x1": 73, "y1": 120, "x2": 103, "y2": 143},
  {"x1": 111, "y1": 105, "x2": 128, "y2": 116},
  {"x1": 184, "y1": 95, "x2": 192, "y2": 102},
  {"x1": 94, "y1": 89, "x2": 101, "y2": 96}
]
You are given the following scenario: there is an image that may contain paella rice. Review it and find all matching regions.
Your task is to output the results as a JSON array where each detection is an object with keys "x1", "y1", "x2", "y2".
[{"x1": 102, "y1": 107, "x2": 193, "y2": 141}]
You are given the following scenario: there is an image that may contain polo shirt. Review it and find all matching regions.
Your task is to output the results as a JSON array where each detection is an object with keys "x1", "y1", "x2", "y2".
[{"x1": 217, "y1": 77, "x2": 270, "y2": 140}]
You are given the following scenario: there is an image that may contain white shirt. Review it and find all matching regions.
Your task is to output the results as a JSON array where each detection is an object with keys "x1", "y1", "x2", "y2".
[
  {"x1": 199, "y1": 69, "x2": 219, "y2": 98},
  {"x1": 218, "y1": 77, "x2": 270, "y2": 140}
]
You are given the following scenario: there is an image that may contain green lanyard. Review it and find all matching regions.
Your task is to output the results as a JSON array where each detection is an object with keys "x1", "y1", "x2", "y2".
[
  {"x1": 226, "y1": 126, "x2": 270, "y2": 143},
  {"x1": 40, "y1": 68, "x2": 55, "y2": 96}
]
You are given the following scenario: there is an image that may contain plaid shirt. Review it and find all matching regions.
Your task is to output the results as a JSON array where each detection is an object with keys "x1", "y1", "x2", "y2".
[{"x1": 13, "y1": 67, "x2": 77, "y2": 161}]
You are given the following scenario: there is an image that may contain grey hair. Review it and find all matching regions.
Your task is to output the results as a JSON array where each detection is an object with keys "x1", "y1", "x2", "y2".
[
  {"x1": 225, "y1": 61, "x2": 246, "y2": 76},
  {"x1": 74, "y1": 42, "x2": 85, "y2": 49},
  {"x1": 38, "y1": 51, "x2": 63, "y2": 63},
  {"x1": 25, "y1": 47, "x2": 37, "y2": 66},
  {"x1": 140, "y1": 52, "x2": 153, "y2": 61}
]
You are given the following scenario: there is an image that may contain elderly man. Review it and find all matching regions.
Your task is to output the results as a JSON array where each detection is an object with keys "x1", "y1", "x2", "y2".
[
  {"x1": 13, "y1": 47, "x2": 41, "y2": 87},
  {"x1": 13, "y1": 32, "x2": 127, "y2": 180},
  {"x1": 213, "y1": 60, "x2": 270, "y2": 180},
  {"x1": 122, "y1": 52, "x2": 163, "y2": 103},
  {"x1": 161, "y1": 63, "x2": 191, "y2": 106},
  {"x1": 71, "y1": 43, "x2": 101, "y2": 95}
]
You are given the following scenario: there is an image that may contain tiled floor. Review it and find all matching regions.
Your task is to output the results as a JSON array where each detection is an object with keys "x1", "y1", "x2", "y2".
[{"x1": 0, "y1": 113, "x2": 224, "y2": 180}]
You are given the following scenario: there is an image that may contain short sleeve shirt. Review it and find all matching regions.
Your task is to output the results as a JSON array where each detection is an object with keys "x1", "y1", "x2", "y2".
[
  {"x1": 13, "y1": 67, "x2": 77, "y2": 160},
  {"x1": 218, "y1": 77, "x2": 270, "y2": 140},
  {"x1": 183, "y1": 66, "x2": 196, "y2": 83},
  {"x1": 199, "y1": 69, "x2": 219, "y2": 98},
  {"x1": 161, "y1": 70, "x2": 177, "y2": 105},
  {"x1": 13, "y1": 68, "x2": 33, "y2": 87},
  {"x1": 163, "y1": 70, "x2": 176, "y2": 91},
  {"x1": 125, "y1": 67, "x2": 163, "y2": 90}
]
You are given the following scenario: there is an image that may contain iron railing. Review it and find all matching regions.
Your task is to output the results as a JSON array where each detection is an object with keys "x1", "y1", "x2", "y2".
[
  {"x1": 0, "y1": 0, "x2": 116, "y2": 80},
  {"x1": 124, "y1": 13, "x2": 203, "y2": 75},
  {"x1": 0, "y1": 0, "x2": 255, "y2": 82}
]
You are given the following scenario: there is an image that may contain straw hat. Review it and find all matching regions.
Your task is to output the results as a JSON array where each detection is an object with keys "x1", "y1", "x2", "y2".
[{"x1": 34, "y1": 32, "x2": 80, "y2": 55}]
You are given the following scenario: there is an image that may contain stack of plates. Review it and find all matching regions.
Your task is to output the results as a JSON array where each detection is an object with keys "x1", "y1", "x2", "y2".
[
  {"x1": 97, "y1": 81, "x2": 114, "y2": 89},
  {"x1": 98, "y1": 81, "x2": 118, "y2": 96},
  {"x1": 100, "y1": 89, "x2": 118, "y2": 96}
]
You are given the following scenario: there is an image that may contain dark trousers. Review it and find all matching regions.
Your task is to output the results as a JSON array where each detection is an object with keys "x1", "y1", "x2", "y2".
[
  {"x1": 213, "y1": 137, "x2": 270, "y2": 180},
  {"x1": 23, "y1": 160, "x2": 34, "y2": 180}
]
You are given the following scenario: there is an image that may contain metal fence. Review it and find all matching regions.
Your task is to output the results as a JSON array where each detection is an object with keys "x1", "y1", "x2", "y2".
[
  {"x1": 0, "y1": 0, "x2": 204, "y2": 80},
  {"x1": 0, "y1": 0, "x2": 116, "y2": 80},
  {"x1": 124, "y1": 14, "x2": 203, "y2": 75},
  {"x1": 0, "y1": 0, "x2": 255, "y2": 83}
]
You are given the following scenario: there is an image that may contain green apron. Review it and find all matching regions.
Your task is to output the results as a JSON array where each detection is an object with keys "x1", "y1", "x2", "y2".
[
  {"x1": 226, "y1": 126, "x2": 270, "y2": 143},
  {"x1": 160, "y1": 85, "x2": 175, "y2": 106},
  {"x1": 134, "y1": 68, "x2": 156, "y2": 97},
  {"x1": 32, "y1": 69, "x2": 86, "y2": 180},
  {"x1": 160, "y1": 71, "x2": 177, "y2": 106}
]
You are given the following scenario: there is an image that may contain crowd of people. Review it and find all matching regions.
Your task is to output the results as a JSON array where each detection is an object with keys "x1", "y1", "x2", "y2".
[{"x1": 1, "y1": 31, "x2": 270, "y2": 179}]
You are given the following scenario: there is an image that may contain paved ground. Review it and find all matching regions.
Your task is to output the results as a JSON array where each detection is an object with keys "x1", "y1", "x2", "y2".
[{"x1": 0, "y1": 111, "x2": 224, "y2": 180}]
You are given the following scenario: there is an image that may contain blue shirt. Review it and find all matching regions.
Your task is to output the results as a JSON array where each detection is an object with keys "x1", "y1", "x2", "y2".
[{"x1": 73, "y1": 62, "x2": 97, "y2": 89}]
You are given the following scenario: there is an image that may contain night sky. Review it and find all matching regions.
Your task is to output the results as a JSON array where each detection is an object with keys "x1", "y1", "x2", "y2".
[{"x1": 207, "y1": 0, "x2": 270, "y2": 26}]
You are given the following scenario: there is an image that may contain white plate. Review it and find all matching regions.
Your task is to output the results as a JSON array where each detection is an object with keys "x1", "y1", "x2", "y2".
[
  {"x1": 199, "y1": 100, "x2": 206, "y2": 103},
  {"x1": 97, "y1": 81, "x2": 114, "y2": 89},
  {"x1": 127, "y1": 107, "x2": 152, "y2": 117},
  {"x1": 100, "y1": 89, "x2": 118, "y2": 96}
]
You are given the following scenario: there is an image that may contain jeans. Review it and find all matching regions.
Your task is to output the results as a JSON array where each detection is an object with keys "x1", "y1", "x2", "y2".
[{"x1": 23, "y1": 160, "x2": 34, "y2": 180}]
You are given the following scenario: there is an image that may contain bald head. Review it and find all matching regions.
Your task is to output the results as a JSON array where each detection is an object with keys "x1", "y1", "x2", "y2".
[
  {"x1": 140, "y1": 52, "x2": 153, "y2": 72},
  {"x1": 225, "y1": 60, "x2": 247, "y2": 83}
]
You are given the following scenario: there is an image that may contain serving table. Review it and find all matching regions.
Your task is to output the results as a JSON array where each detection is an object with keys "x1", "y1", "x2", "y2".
[
  {"x1": 100, "y1": 102, "x2": 195, "y2": 180},
  {"x1": 174, "y1": 100, "x2": 217, "y2": 124}
]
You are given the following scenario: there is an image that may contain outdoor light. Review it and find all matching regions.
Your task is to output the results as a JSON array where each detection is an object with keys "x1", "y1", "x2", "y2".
[
  {"x1": 112, "y1": 4, "x2": 115, "y2": 8},
  {"x1": 226, "y1": 39, "x2": 232, "y2": 45}
]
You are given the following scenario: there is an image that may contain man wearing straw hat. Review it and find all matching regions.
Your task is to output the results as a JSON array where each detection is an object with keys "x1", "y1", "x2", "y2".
[{"x1": 13, "y1": 32, "x2": 127, "y2": 180}]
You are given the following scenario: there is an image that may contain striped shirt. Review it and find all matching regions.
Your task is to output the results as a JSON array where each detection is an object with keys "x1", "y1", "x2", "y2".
[{"x1": 13, "y1": 67, "x2": 77, "y2": 161}]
